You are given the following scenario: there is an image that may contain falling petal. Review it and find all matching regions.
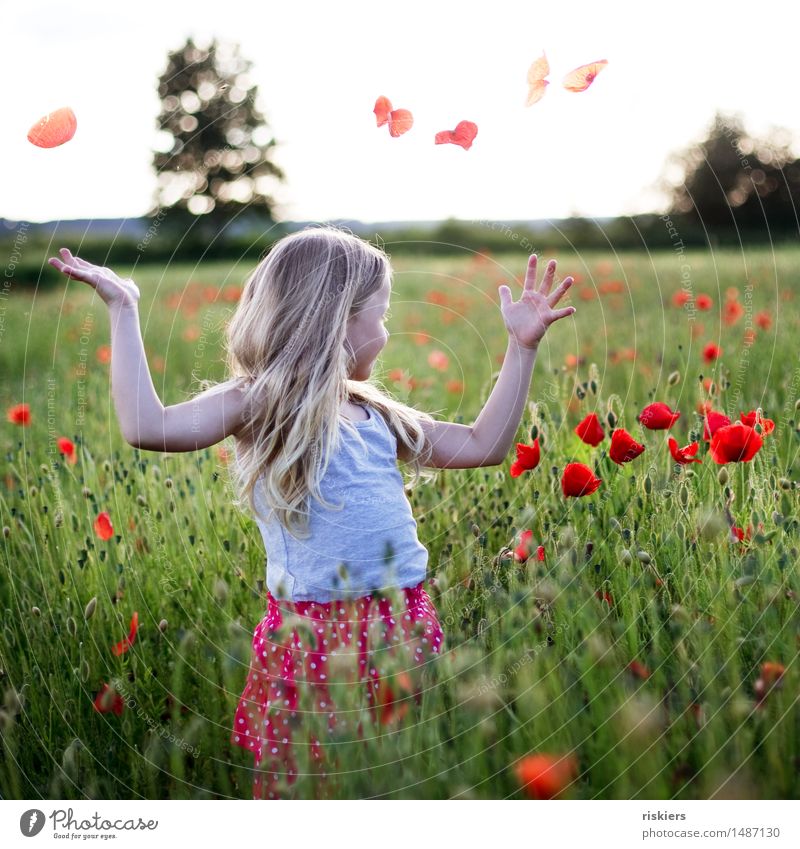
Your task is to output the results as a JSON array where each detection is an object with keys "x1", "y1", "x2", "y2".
[
  {"x1": 562, "y1": 60, "x2": 608, "y2": 92},
  {"x1": 27, "y1": 107, "x2": 77, "y2": 148}
]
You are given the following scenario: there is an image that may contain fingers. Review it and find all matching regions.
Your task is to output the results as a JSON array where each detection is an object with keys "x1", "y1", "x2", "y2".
[
  {"x1": 550, "y1": 305, "x2": 577, "y2": 321},
  {"x1": 538, "y1": 259, "x2": 557, "y2": 296},
  {"x1": 522, "y1": 254, "x2": 538, "y2": 292},
  {"x1": 547, "y1": 275, "x2": 574, "y2": 306}
]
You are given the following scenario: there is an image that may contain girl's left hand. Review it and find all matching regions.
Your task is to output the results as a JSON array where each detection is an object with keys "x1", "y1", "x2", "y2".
[{"x1": 497, "y1": 255, "x2": 576, "y2": 351}]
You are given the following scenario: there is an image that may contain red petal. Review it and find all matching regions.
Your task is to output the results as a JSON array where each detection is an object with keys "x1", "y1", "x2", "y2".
[
  {"x1": 562, "y1": 60, "x2": 608, "y2": 93},
  {"x1": 27, "y1": 107, "x2": 78, "y2": 148},
  {"x1": 373, "y1": 96, "x2": 392, "y2": 127},
  {"x1": 388, "y1": 108, "x2": 414, "y2": 137},
  {"x1": 435, "y1": 121, "x2": 478, "y2": 150}
]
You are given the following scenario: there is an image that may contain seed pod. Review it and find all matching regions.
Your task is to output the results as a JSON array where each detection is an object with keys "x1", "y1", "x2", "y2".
[
  {"x1": 637, "y1": 550, "x2": 652, "y2": 564},
  {"x1": 718, "y1": 467, "x2": 729, "y2": 485},
  {"x1": 66, "y1": 616, "x2": 77, "y2": 637},
  {"x1": 621, "y1": 548, "x2": 632, "y2": 566},
  {"x1": 164, "y1": 477, "x2": 173, "y2": 488},
  {"x1": 84, "y1": 596, "x2": 97, "y2": 620},
  {"x1": 607, "y1": 410, "x2": 617, "y2": 429},
  {"x1": 644, "y1": 475, "x2": 652, "y2": 495},
  {"x1": 158, "y1": 619, "x2": 168, "y2": 633},
  {"x1": 679, "y1": 483, "x2": 689, "y2": 507},
  {"x1": 471, "y1": 523, "x2": 481, "y2": 537},
  {"x1": 668, "y1": 371, "x2": 681, "y2": 385},
  {"x1": 136, "y1": 494, "x2": 147, "y2": 507},
  {"x1": 779, "y1": 478, "x2": 792, "y2": 490},
  {"x1": 32, "y1": 606, "x2": 41, "y2": 617}
]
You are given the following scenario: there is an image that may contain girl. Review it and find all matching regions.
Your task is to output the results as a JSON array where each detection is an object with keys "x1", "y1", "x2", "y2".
[{"x1": 48, "y1": 226, "x2": 575, "y2": 799}]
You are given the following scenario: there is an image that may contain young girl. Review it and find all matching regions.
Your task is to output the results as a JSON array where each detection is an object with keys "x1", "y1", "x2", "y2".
[{"x1": 48, "y1": 226, "x2": 575, "y2": 799}]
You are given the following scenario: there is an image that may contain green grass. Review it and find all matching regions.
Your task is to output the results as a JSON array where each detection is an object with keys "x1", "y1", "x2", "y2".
[{"x1": 1, "y1": 246, "x2": 798, "y2": 799}]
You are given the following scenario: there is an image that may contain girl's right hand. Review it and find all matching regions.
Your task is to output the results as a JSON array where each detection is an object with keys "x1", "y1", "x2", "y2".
[{"x1": 48, "y1": 248, "x2": 140, "y2": 309}]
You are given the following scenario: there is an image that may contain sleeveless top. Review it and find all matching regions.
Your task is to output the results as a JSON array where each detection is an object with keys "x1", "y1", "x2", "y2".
[{"x1": 252, "y1": 402, "x2": 429, "y2": 602}]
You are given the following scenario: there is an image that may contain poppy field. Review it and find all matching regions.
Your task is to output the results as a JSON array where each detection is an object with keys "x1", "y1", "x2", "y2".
[{"x1": 1, "y1": 243, "x2": 799, "y2": 799}]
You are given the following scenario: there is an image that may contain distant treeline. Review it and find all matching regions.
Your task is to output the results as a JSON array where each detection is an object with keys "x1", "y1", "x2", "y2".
[{"x1": 3, "y1": 214, "x2": 798, "y2": 290}]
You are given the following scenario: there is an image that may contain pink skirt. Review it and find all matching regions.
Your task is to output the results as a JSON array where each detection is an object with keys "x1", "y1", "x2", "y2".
[{"x1": 230, "y1": 580, "x2": 444, "y2": 799}]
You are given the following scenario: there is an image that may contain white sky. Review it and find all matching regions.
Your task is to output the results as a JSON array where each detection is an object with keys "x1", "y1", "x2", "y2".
[{"x1": 3, "y1": 0, "x2": 799, "y2": 224}]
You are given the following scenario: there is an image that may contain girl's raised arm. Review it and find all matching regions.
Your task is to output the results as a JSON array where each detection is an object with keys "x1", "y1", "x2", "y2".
[{"x1": 49, "y1": 249, "x2": 248, "y2": 452}]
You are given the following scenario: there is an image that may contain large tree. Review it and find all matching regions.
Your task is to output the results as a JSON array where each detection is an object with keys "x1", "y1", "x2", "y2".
[
  {"x1": 148, "y1": 36, "x2": 285, "y2": 237},
  {"x1": 666, "y1": 112, "x2": 800, "y2": 232}
]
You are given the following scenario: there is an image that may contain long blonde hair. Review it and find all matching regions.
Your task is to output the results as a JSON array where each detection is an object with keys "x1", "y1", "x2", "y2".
[{"x1": 200, "y1": 224, "x2": 437, "y2": 539}]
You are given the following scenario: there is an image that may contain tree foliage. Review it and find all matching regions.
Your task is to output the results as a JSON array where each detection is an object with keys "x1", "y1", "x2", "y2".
[
  {"x1": 148, "y1": 36, "x2": 285, "y2": 236},
  {"x1": 666, "y1": 112, "x2": 800, "y2": 232}
]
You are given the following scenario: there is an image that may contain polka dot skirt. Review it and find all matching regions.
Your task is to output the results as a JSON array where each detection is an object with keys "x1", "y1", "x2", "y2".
[{"x1": 231, "y1": 580, "x2": 444, "y2": 799}]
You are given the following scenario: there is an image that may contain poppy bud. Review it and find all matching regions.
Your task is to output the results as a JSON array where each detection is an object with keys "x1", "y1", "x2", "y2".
[
  {"x1": 2, "y1": 526, "x2": 9, "y2": 538},
  {"x1": 66, "y1": 616, "x2": 77, "y2": 637},
  {"x1": 644, "y1": 475, "x2": 652, "y2": 494},
  {"x1": 795, "y1": 399, "x2": 800, "y2": 412},
  {"x1": 607, "y1": 411, "x2": 617, "y2": 429},
  {"x1": 84, "y1": 597, "x2": 97, "y2": 620},
  {"x1": 668, "y1": 371, "x2": 681, "y2": 385},
  {"x1": 30, "y1": 485, "x2": 38, "y2": 497},
  {"x1": 32, "y1": 606, "x2": 41, "y2": 617},
  {"x1": 621, "y1": 549, "x2": 632, "y2": 565},
  {"x1": 576, "y1": 387, "x2": 586, "y2": 400},
  {"x1": 779, "y1": 478, "x2": 792, "y2": 490},
  {"x1": 159, "y1": 619, "x2": 168, "y2": 633},
  {"x1": 82, "y1": 487, "x2": 92, "y2": 498},
  {"x1": 637, "y1": 550, "x2": 651, "y2": 564},
  {"x1": 471, "y1": 523, "x2": 481, "y2": 537},
  {"x1": 164, "y1": 477, "x2": 173, "y2": 488},
  {"x1": 530, "y1": 425, "x2": 539, "y2": 440},
  {"x1": 718, "y1": 468, "x2": 729, "y2": 485}
]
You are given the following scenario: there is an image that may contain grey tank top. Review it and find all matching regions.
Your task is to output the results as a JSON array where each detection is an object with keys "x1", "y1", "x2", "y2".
[{"x1": 252, "y1": 403, "x2": 429, "y2": 602}]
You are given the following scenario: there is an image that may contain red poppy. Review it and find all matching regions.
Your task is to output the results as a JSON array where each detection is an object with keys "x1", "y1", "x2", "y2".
[
  {"x1": 510, "y1": 438, "x2": 540, "y2": 477},
  {"x1": 112, "y1": 611, "x2": 139, "y2": 656},
  {"x1": 739, "y1": 409, "x2": 775, "y2": 436},
  {"x1": 754, "y1": 661, "x2": 785, "y2": 703},
  {"x1": 57, "y1": 436, "x2": 77, "y2": 465},
  {"x1": 638, "y1": 402, "x2": 680, "y2": 430},
  {"x1": 703, "y1": 343, "x2": 722, "y2": 363},
  {"x1": 702, "y1": 411, "x2": 731, "y2": 441},
  {"x1": 561, "y1": 463, "x2": 602, "y2": 497},
  {"x1": 513, "y1": 752, "x2": 579, "y2": 799},
  {"x1": 709, "y1": 422, "x2": 762, "y2": 464},
  {"x1": 696, "y1": 294, "x2": 713, "y2": 310},
  {"x1": 755, "y1": 311, "x2": 772, "y2": 330},
  {"x1": 723, "y1": 300, "x2": 744, "y2": 325},
  {"x1": 667, "y1": 437, "x2": 702, "y2": 465},
  {"x1": 93, "y1": 682, "x2": 124, "y2": 716},
  {"x1": 595, "y1": 589, "x2": 613, "y2": 606},
  {"x1": 6, "y1": 403, "x2": 31, "y2": 426},
  {"x1": 627, "y1": 660, "x2": 651, "y2": 680},
  {"x1": 574, "y1": 413, "x2": 605, "y2": 446},
  {"x1": 730, "y1": 525, "x2": 752, "y2": 543},
  {"x1": 672, "y1": 291, "x2": 691, "y2": 308},
  {"x1": 609, "y1": 428, "x2": 645, "y2": 464},
  {"x1": 513, "y1": 530, "x2": 546, "y2": 563},
  {"x1": 94, "y1": 512, "x2": 114, "y2": 541}
]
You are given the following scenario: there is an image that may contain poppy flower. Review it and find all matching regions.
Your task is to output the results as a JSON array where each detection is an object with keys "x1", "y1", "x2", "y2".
[
  {"x1": 702, "y1": 411, "x2": 731, "y2": 441},
  {"x1": 730, "y1": 525, "x2": 752, "y2": 543},
  {"x1": 6, "y1": 403, "x2": 31, "y2": 425},
  {"x1": 513, "y1": 529, "x2": 546, "y2": 563},
  {"x1": 739, "y1": 409, "x2": 775, "y2": 436},
  {"x1": 668, "y1": 437, "x2": 702, "y2": 465},
  {"x1": 755, "y1": 311, "x2": 772, "y2": 330},
  {"x1": 627, "y1": 660, "x2": 651, "y2": 680},
  {"x1": 513, "y1": 752, "x2": 578, "y2": 799},
  {"x1": 96, "y1": 345, "x2": 111, "y2": 364},
  {"x1": 696, "y1": 294, "x2": 713, "y2": 310},
  {"x1": 703, "y1": 343, "x2": 722, "y2": 363},
  {"x1": 434, "y1": 120, "x2": 478, "y2": 150},
  {"x1": 754, "y1": 661, "x2": 785, "y2": 703},
  {"x1": 93, "y1": 682, "x2": 124, "y2": 716},
  {"x1": 723, "y1": 300, "x2": 744, "y2": 325},
  {"x1": 562, "y1": 59, "x2": 608, "y2": 92},
  {"x1": 609, "y1": 428, "x2": 645, "y2": 464},
  {"x1": 112, "y1": 611, "x2": 139, "y2": 656},
  {"x1": 57, "y1": 436, "x2": 77, "y2": 465},
  {"x1": 373, "y1": 96, "x2": 413, "y2": 138},
  {"x1": 638, "y1": 402, "x2": 680, "y2": 430},
  {"x1": 94, "y1": 512, "x2": 114, "y2": 541},
  {"x1": 672, "y1": 291, "x2": 691, "y2": 308},
  {"x1": 595, "y1": 589, "x2": 613, "y2": 606},
  {"x1": 427, "y1": 350, "x2": 450, "y2": 370},
  {"x1": 574, "y1": 413, "x2": 605, "y2": 446},
  {"x1": 510, "y1": 439, "x2": 540, "y2": 477},
  {"x1": 27, "y1": 106, "x2": 77, "y2": 148},
  {"x1": 709, "y1": 422, "x2": 762, "y2": 464},
  {"x1": 561, "y1": 462, "x2": 602, "y2": 497}
]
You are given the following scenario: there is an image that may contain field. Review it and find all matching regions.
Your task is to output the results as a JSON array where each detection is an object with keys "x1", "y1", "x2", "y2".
[{"x1": 1, "y1": 244, "x2": 799, "y2": 799}]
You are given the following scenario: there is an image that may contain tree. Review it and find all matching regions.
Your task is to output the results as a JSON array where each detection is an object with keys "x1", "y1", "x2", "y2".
[
  {"x1": 148, "y1": 36, "x2": 285, "y2": 238},
  {"x1": 665, "y1": 112, "x2": 800, "y2": 233}
]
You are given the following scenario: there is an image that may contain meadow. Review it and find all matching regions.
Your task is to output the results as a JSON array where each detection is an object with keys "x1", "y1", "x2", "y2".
[{"x1": 1, "y1": 243, "x2": 798, "y2": 799}]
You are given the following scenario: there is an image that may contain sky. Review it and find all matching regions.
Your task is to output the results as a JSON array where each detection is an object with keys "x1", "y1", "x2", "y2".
[{"x1": 3, "y1": 0, "x2": 800, "y2": 225}]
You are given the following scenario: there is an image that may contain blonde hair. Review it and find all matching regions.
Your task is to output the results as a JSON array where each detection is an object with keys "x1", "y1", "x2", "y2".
[{"x1": 199, "y1": 224, "x2": 437, "y2": 539}]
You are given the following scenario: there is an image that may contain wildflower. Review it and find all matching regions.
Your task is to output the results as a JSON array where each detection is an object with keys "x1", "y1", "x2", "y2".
[
  {"x1": 703, "y1": 343, "x2": 722, "y2": 363},
  {"x1": 755, "y1": 311, "x2": 772, "y2": 330},
  {"x1": 513, "y1": 752, "x2": 579, "y2": 800},
  {"x1": 638, "y1": 402, "x2": 680, "y2": 430},
  {"x1": 509, "y1": 438, "x2": 540, "y2": 477},
  {"x1": 702, "y1": 411, "x2": 731, "y2": 441},
  {"x1": 111, "y1": 611, "x2": 139, "y2": 656},
  {"x1": 561, "y1": 463, "x2": 602, "y2": 497},
  {"x1": 513, "y1": 530, "x2": 546, "y2": 563},
  {"x1": 627, "y1": 660, "x2": 651, "y2": 680},
  {"x1": 93, "y1": 682, "x2": 124, "y2": 716},
  {"x1": 672, "y1": 291, "x2": 691, "y2": 308},
  {"x1": 609, "y1": 429, "x2": 645, "y2": 465},
  {"x1": 57, "y1": 437, "x2": 78, "y2": 465},
  {"x1": 93, "y1": 512, "x2": 114, "y2": 541},
  {"x1": 6, "y1": 403, "x2": 31, "y2": 426},
  {"x1": 709, "y1": 422, "x2": 762, "y2": 464},
  {"x1": 574, "y1": 413, "x2": 605, "y2": 446},
  {"x1": 739, "y1": 409, "x2": 775, "y2": 436},
  {"x1": 668, "y1": 437, "x2": 702, "y2": 465},
  {"x1": 696, "y1": 294, "x2": 713, "y2": 310}
]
